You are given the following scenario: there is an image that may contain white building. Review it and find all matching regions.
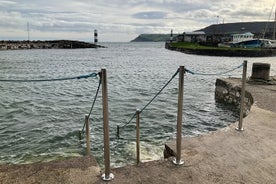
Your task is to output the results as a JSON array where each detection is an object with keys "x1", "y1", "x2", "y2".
[
  {"x1": 0, "y1": 44, "x2": 7, "y2": 50},
  {"x1": 232, "y1": 32, "x2": 254, "y2": 43}
]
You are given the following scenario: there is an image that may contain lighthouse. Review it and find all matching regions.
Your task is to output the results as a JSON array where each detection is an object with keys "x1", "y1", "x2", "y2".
[
  {"x1": 94, "y1": 30, "x2": 98, "y2": 45},
  {"x1": 170, "y1": 29, "x2": 173, "y2": 43}
]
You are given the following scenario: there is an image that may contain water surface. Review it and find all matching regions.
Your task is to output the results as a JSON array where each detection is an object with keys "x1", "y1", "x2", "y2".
[{"x1": 0, "y1": 42, "x2": 275, "y2": 167}]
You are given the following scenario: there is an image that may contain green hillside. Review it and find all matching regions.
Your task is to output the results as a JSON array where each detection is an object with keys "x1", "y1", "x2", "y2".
[{"x1": 131, "y1": 34, "x2": 176, "y2": 42}]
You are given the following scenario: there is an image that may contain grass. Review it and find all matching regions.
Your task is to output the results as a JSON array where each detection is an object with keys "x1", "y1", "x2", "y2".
[{"x1": 170, "y1": 42, "x2": 263, "y2": 51}]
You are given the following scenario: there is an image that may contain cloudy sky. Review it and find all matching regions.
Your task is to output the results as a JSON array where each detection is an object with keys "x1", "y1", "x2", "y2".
[{"x1": 0, "y1": 0, "x2": 275, "y2": 42}]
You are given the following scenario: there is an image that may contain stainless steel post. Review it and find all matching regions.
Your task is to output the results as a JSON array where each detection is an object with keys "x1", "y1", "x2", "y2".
[
  {"x1": 101, "y1": 68, "x2": 114, "y2": 181},
  {"x1": 85, "y1": 115, "x2": 91, "y2": 155},
  {"x1": 173, "y1": 66, "x2": 184, "y2": 165},
  {"x1": 136, "y1": 109, "x2": 140, "y2": 165},
  {"x1": 236, "y1": 60, "x2": 247, "y2": 131}
]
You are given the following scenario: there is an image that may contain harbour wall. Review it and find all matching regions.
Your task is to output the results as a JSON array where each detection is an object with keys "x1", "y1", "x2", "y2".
[
  {"x1": 165, "y1": 42, "x2": 276, "y2": 57},
  {"x1": 215, "y1": 78, "x2": 254, "y2": 116}
]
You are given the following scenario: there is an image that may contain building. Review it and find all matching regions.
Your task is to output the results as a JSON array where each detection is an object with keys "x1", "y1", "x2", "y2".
[
  {"x1": 232, "y1": 32, "x2": 254, "y2": 43},
  {"x1": 177, "y1": 31, "x2": 206, "y2": 43},
  {"x1": 0, "y1": 44, "x2": 7, "y2": 50}
]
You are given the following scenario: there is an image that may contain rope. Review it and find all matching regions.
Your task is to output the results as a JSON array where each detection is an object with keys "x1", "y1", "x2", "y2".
[
  {"x1": 185, "y1": 63, "x2": 243, "y2": 76},
  {"x1": 116, "y1": 63, "x2": 243, "y2": 138},
  {"x1": 0, "y1": 70, "x2": 100, "y2": 139},
  {"x1": 80, "y1": 74, "x2": 102, "y2": 133},
  {"x1": 0, "y1": 72, "x2": 98, "y2": 82},
  {"x1": 120, "y1": 68, "x2": 180, "y2": 129}
]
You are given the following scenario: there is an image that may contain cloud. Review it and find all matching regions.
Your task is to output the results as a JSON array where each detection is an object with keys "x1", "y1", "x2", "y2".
[
  {"x1": 133, "y1": 11, "x2": 167, "y2": 19},
  {"x1": 0, "y1": 0, "x2": 16, "y2": 6},
  {"x1": 0, "y1": 0, "x2": 275, "y2": 41}
]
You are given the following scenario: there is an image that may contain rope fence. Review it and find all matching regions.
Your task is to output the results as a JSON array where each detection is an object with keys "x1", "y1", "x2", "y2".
[
  {"x1": 79, "y1": 74, "x2": 102, "y2": 136},
  {"x1": 0, "y1": 72, "x2": 98, "y2": 82},
  {"x1": 116, "y1": 68, "x2": 180, "y2": 138},
  {"x1": 114, "y1": 62, "x2": 245, "y2": 169},
  {"x1": 1, "y1": 61, "x2": 249, "y2": 181},
  {"x1": 185, "y1": 63, "x2": 244, "y2": 76},
  {"x1": 0, "y1": 70, "x2": 101, "y2": 155},
  {"x1": 116, "y1": 62, "x2": 244, "y2": 138}
]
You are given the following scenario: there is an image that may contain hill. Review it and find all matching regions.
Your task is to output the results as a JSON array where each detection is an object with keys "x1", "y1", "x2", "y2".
[
  {"x1": 197, "y1": 21, "x2": 275, "y2": 37},
  {"x1": 130, "y1": 34, "x2": 177, "y2": 42},
  {"x1": 131, "y1": 21, "x2": 275, "y2": 42}
]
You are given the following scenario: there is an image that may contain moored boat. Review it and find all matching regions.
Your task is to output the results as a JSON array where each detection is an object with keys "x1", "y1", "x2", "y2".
[{"x1": 232, "y1": 39, "x2": 274, "y2": 48}]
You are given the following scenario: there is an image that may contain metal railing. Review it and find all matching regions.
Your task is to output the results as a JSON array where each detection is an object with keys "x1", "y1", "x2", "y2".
[{"x1": 0, "y1": 62, "x2": 248, "y2": 182}]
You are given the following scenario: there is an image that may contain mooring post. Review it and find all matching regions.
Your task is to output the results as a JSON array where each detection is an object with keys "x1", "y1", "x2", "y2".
[
  {"x1": 101, "y1": 68, "x2": 114, "y2": 181},
  {"x1": 236, "y1": 60, "x2": 247, "y2": 131},
  {"x1": 78, "y1": 131, "x2": 82, "y2": 140},
  {"x1": 173, "y1": 66, "x2": 185, "y2": 165},
  {"x1": 136, "y1": 109, "x2": 140, "y2": 165},
  {"x1": 116, "y1": 125, "x2": 120, "y2": 139},
  {"x1": 85, "y1": 115, "x2": 91, "y2": 155}
]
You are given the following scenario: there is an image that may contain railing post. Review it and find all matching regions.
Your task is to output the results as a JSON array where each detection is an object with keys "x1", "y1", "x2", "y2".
[
  {"x1": 173, "y1": 66, "x2": 185, "y2": 165},
  {"x1": 85, "y1": 114, "x2": 91, "y2": 155},
  {"x1": 116, "y1": 125, "x2": 120, "y2": 139},
  {"x1": 78, "y1": 131, "x2": 82, "y2": 140},
  {"x1": 101, "y1": 68, "x2": 114, "y2": 181},
  {"x1": 136, "y1": 109, "x2": 140, "y2": 165},
  {"x1": 236, "y1": 60, "x2": 247, "y2": 131}
]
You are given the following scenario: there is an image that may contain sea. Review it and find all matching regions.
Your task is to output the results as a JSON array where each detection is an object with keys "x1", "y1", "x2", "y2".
[{"x1": 0, "y1": 42, "x2": 275, "y2": 167}]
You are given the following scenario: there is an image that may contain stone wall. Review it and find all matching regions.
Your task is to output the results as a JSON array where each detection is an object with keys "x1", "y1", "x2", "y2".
[
  {"x1": 165, "y1": 42, "x2": 276, "y2": 57},
  {"x1": 215, "y1": 78, "x2": 254, "y2": 117}
]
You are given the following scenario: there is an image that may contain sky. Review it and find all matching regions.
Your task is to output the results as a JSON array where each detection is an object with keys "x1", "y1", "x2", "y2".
[{"x1": 0, "y1": 0, "x2": 275, "y2": 42}]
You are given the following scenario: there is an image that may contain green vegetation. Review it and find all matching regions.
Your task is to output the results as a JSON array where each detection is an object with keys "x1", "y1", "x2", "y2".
[
  {"x1": 170, "y1": 42, "x2": 206, "y2": 49},
  {"x1": 170, "y1": 42, "x2": 262, "y2": 51},
  {"x1": 166, "y1": 42, "x2": 276, "y2": 57},
  {"x1": 131, "y1": 34, "x2": 177, "y2": 42}
]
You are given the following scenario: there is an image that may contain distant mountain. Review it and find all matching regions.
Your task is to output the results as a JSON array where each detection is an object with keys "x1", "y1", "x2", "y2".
[{"x1": 131, "y1": 34, "x2": 177, "y2": 42}]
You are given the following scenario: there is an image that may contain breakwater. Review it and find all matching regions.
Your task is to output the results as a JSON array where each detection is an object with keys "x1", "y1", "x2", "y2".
[
  {"x1": 0, "y1": 40, "x2": 104, "y2": 50},
  {"x1": 165, "y1": 42, "x2": 276, "y2": 57}
]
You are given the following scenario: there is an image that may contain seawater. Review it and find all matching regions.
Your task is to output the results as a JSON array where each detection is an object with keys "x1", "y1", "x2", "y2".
[{"x1": 0, "y1": 42, "x2": 275, "y2": 167}]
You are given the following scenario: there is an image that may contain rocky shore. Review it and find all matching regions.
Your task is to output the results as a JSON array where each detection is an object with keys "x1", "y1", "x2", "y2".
[{"x1": 0, "y1": 40, "x2": 105, "y2": 50}]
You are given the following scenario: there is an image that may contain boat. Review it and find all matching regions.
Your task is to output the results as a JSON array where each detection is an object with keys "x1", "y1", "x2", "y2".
[
  {"x1": 218, "y1": 33, "x2": 275, "y2": 49},
  {"x1": 232, "y1": 39, "x2": 275, "y2": 48}
]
